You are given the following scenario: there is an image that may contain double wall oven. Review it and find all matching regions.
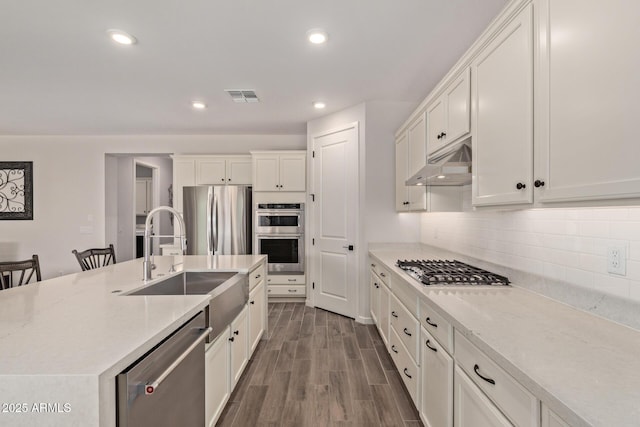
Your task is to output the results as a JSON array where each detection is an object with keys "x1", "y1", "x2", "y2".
[{"x1": 255, "y1": 203, "x2": 304, "y2": 274}]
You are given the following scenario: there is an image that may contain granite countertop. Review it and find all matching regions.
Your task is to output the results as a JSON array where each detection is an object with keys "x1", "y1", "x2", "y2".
[{"x1": 369, "y1": 244, "x2": 640, "y2": 427}]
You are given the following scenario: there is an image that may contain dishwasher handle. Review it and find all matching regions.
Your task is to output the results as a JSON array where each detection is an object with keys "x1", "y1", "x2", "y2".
[{"x1": 145, "y1": 327, "x2": 212, "y2": 395}]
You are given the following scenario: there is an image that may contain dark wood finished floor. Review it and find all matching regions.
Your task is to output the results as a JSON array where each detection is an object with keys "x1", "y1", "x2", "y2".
[{"x1": 216, "y1": 303, "x2": 423, "y2": 427}]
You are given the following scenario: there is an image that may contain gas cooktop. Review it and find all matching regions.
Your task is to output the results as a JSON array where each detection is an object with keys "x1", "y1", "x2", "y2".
[{"x1": 396, "y1": 259, "x2": 510, "y2": 286}]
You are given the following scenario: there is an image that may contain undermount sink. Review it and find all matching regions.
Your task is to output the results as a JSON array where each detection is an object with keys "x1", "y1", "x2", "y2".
[{"x1": 126, "y1": 271, "x2": 248, "y2": 342}]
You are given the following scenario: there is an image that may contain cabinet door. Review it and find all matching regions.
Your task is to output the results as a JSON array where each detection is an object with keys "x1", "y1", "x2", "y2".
[
  {"x1": 541, "y1": 404, "x2": 570, "y2": 427},
  {"x1": 445, "y1": 67, "x2": 471, "y2": 144},
  {"x1": 229, "y1": 306, "x2": 249, "y2": 386},
  {"x1": 248, "y1": 280, "x2": 265, "y2": 353},
  {"x1": 227, "y1": 158, "x2": 252, "y2": 185},
  {"x1": 379, "y1": 283, "x2": 389, "y2": 346},
  {"x1": 535, "y1": 0, "x2": 640, "y2": 203},
  {"x1": 427, "y1": 97, "x2": 447, "y2": 155},
  {"x1": 472, "y1": 4, "x2": 533, "y2": 206},
  {"x1": 395, "y1": 132, "x2": 409, "y2": 211},
  {"x1": 254, "y1": 156, "x2": 280, "y2": 191},
  {"x1": 135, "y1": 180, "x2": 149, "y2": 215},
  {"x1": 279, "y1": 154, "x2": 306, "y2": 191},
  {"x1": 196, "y1": 158, "x2": 226, "y2": 185},
  {"x1": 173, "y1": 159, "x2": 196, "y2": 213},
  {"x1": 421, "y1": 327, "x2": 453, "y2": 427},
  {"x1": 370, "y1": 273, "x2": 380, "y2": 325},
  {"x1": 205, "y1": 330, "x2": 230, "y2": 427},
  {"x1": 454, "y1": 365, "x2": 511, "y2": 427},
  {"x1": 407, "y1": 112, "x2": 428, "y2": 211}
]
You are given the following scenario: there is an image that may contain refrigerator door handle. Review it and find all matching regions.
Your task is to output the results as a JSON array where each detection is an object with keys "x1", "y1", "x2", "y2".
[{"x1": 207, "y1": 186, "x2": 215, "y2": 255}]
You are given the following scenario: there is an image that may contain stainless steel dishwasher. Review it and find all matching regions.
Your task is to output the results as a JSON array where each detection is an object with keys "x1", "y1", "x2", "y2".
[{"x1": 117, "y1": 311, "x2": 210, "y2": 427}]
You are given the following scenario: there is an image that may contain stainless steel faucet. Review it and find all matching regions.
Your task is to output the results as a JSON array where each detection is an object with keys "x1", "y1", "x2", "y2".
[{"x1": 143, "y1": 206, "x2": 186, "y2": 281}]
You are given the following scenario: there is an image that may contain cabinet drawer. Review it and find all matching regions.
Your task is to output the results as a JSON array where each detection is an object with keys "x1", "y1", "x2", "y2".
[
  {"x1": 392, "y1": 276, "x2": 419, "y2": 316},
  {"x1": 369, "y1": 260, "x2": 390, "y2": 286},
  {"x1": 267, "y1": 274, "x2": 305, "y2": 285},
  {"x1": 390, "y1": 294, "x2": 419, "y2": 363},
  {"x1": 420, "y1": 298, "x2": 453, "y2": 354},
  {"x1": 454, "y1": 331, "x2": 538, "y2": 427},
  {"x1": 267, "y1": 285, "x2": 306, "y2": 297},
  {"x1": 389, "y1": 327, "x2": 419, "y2": 405},
  {"x1": 249, "y1": 263, "x2": 265, "y2": 291}
]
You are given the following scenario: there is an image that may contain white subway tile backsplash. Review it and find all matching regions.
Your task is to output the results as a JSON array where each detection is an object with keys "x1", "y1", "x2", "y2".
[{"x1": 421, "y1": 207, "x2": 640, "y2": 303}]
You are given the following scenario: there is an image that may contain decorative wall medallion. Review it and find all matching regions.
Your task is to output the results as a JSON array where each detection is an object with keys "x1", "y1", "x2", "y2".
[{"x1": 0, "y1": 161, "x2": 33, "y2": 220}]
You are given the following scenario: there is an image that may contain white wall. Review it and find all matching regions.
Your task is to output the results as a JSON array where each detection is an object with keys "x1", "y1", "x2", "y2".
[
  {"x1": 421, "y1": 207, "x2": 640, "y2": 302},
  {"x1": 0, "y1": 134, "x2": 305, "y2": 278},
  {"x1": 307, "y1": 101, "x2": 418, "y2": 322}
]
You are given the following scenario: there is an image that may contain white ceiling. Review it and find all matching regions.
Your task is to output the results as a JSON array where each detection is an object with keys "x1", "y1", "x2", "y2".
[{"x1": 0, "y1": 0, "x2": 508, "y2": 135}]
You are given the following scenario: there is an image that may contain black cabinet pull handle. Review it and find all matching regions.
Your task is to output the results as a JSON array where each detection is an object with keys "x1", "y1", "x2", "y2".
[
  {"x1": 391, "y1": 345, "x2": 398, "y2": 354},
  {"x1": 391, "y1": 311, "x2": 398, "y2": 318},
  {"x1": 250, "y1": 300, "x2": 255, "y2": 305},
  {"x1": 403, "y1": 368, "x2": 412, "y2": 379},
  {"x1": 442, "y1": 132, "x2": 446, "y2": 138},
  {"x1": 534, "y1": 179, "x2": 545, "y2": 188},
  {"x1": 403, "y1": 328, "x2": 412, "y2": 337},
  {"x1": 229, "y1": 336, "x2": 235, "y2": 342},
  {"x1": 474, "y1": 364, "x2": 495, "y2": 385},
  {"x1": 425, "y1": 340, "x2": 437, "y2": 352},
  {"x1": 516, "y1": 182, "x2": 526, "y2": 190},
  {"x1": 374, "y1": 283, "x2": 379, "y2": 289},
  {"x1": 371, "y1": 263, "x2": 376, "y2": 268},
  {"x1": 437, "y1": 134, "x2": 442, "y2": 140},
  {"x1": 255, "y1": 274, "x2": 261, "y2": 279},
  {"x1": 234, "y1": 330, "x2": 239, "y2": 336},
  {"x1": 425, "y1": 317, "x2": 438, "y2": 328},
  {"x1": 380, "y1": 272, "x2": 386, "y2": 277}
]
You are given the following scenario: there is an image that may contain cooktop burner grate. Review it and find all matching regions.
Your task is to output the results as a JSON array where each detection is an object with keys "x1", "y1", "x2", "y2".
[{"x1": 396, "y1": 259, "x2": 510, "y2": 286}]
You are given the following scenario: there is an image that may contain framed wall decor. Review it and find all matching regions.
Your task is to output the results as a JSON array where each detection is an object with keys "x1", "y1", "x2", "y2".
[{"x1": 0, "y1": 161, "x2": 33, "y2": 220}]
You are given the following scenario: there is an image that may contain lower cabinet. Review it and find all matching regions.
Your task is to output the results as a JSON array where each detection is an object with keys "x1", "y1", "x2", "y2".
[
  {"x1": 454, "y1": 365, "x2": 511, "y2": 427},
  {"x1": 421, "y1": 326, "x2": 453, "y2": 427},
  {"x1": 248, "y1": 279, "x2": 266, "y2": 353},
  {"x1": 370, "y1": 272, "x2": 381, "y2": 324},
  {"x1": 205, "y1": 331, "x2": 230, "y2": 427},
  {"x1": 389, "y1": 327, "x2": 419, "y2": 405},
  {"x1": 230, "y1": 305, "x2": 249, "y2": 386},
  {"x1": 379, "y1": 282, "x2": 389, "y2": 346}
]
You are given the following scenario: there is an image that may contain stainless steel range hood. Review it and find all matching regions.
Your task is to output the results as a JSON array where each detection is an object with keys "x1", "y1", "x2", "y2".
[{"x1": 405, "y1": 141, "x2": 472, "y2": 186}]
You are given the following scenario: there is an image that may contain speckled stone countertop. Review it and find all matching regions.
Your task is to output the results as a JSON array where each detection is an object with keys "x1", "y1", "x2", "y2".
[
  {"x1": 369, "y1": 244, "x2": 640, "y2": 427},
  {"x1": 0, "y1": 254, "x2": 265, "y2": 427}
]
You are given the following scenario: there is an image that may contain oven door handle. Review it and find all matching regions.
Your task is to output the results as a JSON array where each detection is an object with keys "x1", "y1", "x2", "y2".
[{"x1": 257, "y1": 234, "x2": 303, "y2": 239}]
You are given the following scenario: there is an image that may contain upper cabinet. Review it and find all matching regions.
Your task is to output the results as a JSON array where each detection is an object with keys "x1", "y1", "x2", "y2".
[
  {"x1": 172, "y1": 157, "x2": 196, "y2": 214},
  {"x1": 427, "y1": 68, "x2": 471, "y2": 156},
  {"x1": 135, "y1": 179, "x2": 152, "y2": 215},
  {"x1": 252, "y1": 151, "x2": 306, "y2": 192},
  {"x1": 472, "y1": 3, "x2": 534, "y2": 207},
  {"x1": 196, "y1": 156, "x2": 252, "y2": 185},
  {"x1": 396, "y1": 118, "x2": 427, "y2": 212},
  {"x1": 534, "y1": 0, "x2": 640, "y2": 203}
]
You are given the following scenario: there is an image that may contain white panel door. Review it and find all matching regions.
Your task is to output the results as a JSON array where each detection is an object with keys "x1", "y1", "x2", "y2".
[{"x1": 311, "y1": 124, "x2": 358, "y2": 318}]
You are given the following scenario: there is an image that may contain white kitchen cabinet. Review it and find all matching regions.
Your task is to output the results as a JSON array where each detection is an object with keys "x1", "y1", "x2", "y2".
[
  {"x1": 205, "y1": 330, "x2": 230, "y2": 427},
  {"x1": 379, "y1": 280, "x2": 389, "y2": 347},
  {"x1": 421, "y1": 326, "x2": 453, "y2": 427},
  {"x1": 427, "y1": 68, "x2": 471, "y2": 155},
  {"x1": 534, "y1": 0, "x2": 640, "y2": 203},
  {"x1": 266, "y1": 274, "x2": 305, "y2": 298},
  {"x1": 252, "y1": 151, "x2": 306, "y2": 192},
  {"x1": 541, "y1": 403, "x2": 570, "y2": 427},
  {"x1": 390, "y1": 293, "x2": 419, "y2": 364},
  {"x1": 172, "y1": 157, "x2": 196, "y2": 213},
  {"x1": 389, "y1": 327, "x2": 420, "y2": 405},
  {"x1": 248, "y1": 279, "x2": 266, "y2": 354},
  {"x1": 229, "y1": 305, "x2": 249, "y2": 387},
  {"x1": 370, "y1": 260, "x2": 389, "y2": 346},
  {"x1": 472, "y1": 3, "x2": 534, "y2": 207},
  {"x1": 135, "y1": 179, "x2": 152, "y2": 216},
  {"x1": 370, "y1": 272, "x2": 381, "y2": 325},
  {"x1": 395, "y1": 130, "x2": 427, "y2": 212},
  {"x1": 454, "y1": 365, "x2": 512, "y2": 427},
  {"x1": 196, "y1": 156, "x2": 252, "y2": 185}
]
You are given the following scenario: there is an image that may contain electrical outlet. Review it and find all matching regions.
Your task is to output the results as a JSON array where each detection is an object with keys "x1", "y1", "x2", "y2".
[{"x1": 607, "y1": 246, "x2": 626, "y2": 275}]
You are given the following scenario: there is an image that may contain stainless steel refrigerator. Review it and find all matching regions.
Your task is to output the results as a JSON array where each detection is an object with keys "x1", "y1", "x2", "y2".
[{"x1": 182, "y1": 186, "x2": 252, "y2": 255}]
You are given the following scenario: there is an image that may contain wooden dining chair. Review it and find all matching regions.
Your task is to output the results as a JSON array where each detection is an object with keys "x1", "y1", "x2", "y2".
[
  {"x1": 72, "y1": 244, "x2": 116, "y2": 271},
  {"x1": 0, "y1": 255, "x2": 42, "y2": 290}
]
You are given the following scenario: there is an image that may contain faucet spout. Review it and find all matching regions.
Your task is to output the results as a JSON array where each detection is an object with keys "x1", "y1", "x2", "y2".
[{"x1": 143, "y1": 206, "x2": 186, "y2": 281}]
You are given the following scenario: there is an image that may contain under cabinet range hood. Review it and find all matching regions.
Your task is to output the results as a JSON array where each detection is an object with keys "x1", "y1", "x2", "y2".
[{"x1": 406, "y1": 141, "x2": 472, "y2": 186}]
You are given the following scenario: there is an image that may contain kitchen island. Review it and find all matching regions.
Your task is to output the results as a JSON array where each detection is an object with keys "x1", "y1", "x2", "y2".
[
  {"x1": 0, "y1": 254, "x2": 266, "y2": 427},
  {"x1": 369, "y1": 244, "x2": 640, "y2": 427}
]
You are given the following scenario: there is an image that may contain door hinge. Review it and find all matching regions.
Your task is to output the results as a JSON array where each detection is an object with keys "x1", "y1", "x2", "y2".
[{"x1": 312, "y1": 282, "x2": 315, "y2": 289}]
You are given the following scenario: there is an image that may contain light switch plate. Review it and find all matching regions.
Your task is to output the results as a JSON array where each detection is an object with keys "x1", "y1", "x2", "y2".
[{"x1": 607, "y1": 246, "x2": 626, "y2": 275}]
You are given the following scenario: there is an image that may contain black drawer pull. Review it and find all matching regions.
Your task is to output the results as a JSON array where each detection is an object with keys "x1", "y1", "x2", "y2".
[
  {"x1": 425, "y1": 317, "x2": 438, "y2": 328},
  {"x1": 425, "y1": 340, "x2": 437, "y2": 352},
  {"x1": 371, "y1": 263, "x2": 376, "y2": 268},
  {"x1": 391, "y1": 345, "x2": 398, "y2": 354},
  {"x1": 250, "y1": 300, "x2": 255, "y2": 305},
  {"x1": 255, "y1": 274, "x2": 261, "y2": 279},
  {"x1": 391, "y1": 311, "x2": 398, "y2": 318},
  {"x1": 474, "y1": 364, "x2": 495, "y2": 385},
  {"x1": 403, "y1": 368, "x2": 412, "y2": 379},
  {"x1": 403, "y1": 328, "x2": 412, "y2": 337},
  {"x1": 374, "y1": 283, "x2": 379, "y2": 289},
  {"x1": 234, "y1": 330, "x2": 239, "y2": 336},
  {"x1": 229, "y1": 336, "x2": 235, "y2": 342},
  {"x1": 287, "y1": 278, "x2": 297, "y2": 282},
  {"x1": 380, "y1": 272, "x2": 386, "y2": 277}
]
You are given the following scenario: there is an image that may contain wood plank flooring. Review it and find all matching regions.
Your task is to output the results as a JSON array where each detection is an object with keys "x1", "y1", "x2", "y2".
[{"x1": 216, "y1": 303, "x2": 423, "y2": 427}]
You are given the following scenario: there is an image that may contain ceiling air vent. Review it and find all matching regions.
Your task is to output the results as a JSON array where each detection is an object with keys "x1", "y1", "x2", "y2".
[{"x1": 225, "y1": 89, "x2": 260, "y2": 103}]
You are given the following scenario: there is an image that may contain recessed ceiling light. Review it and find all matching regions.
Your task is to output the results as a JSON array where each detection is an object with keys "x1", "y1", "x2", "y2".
[
  {"x1": 107, "y1": 29, "x2": 137, "y2": 45},
  {"x1": 307, "y1": 29, "x2": 328, "y2": 44},
  {"x1": 192, "y1": 101, "x2": 207, "y2": 110},
  {"x1": 313, "y1": 101, "x2": 326, "y2": 109},
  {"x1": 437, "y1": 175, "x2": 446, "y2": 179}
]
